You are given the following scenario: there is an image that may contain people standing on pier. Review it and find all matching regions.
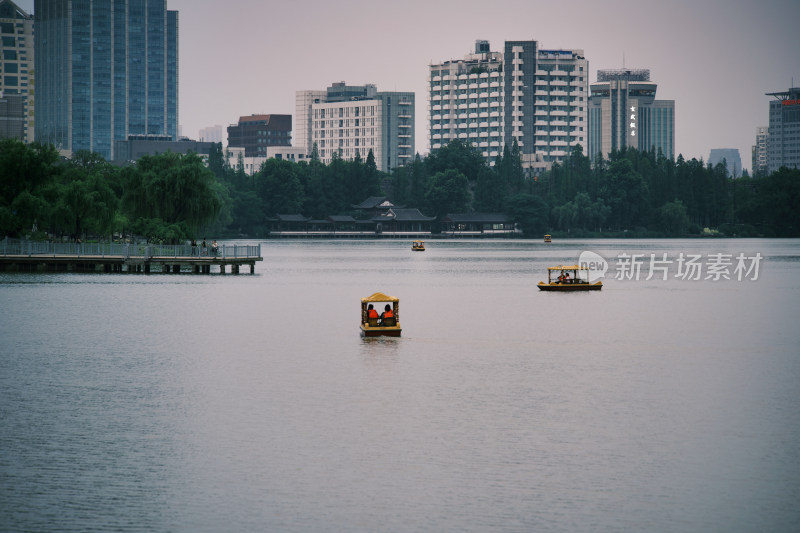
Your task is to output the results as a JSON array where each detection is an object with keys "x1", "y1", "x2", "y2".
[
  {"x1": 211, "y1": 240, "x2": 218, "y2": 257},
  {"x1": 201, "y1": 238, "x2": 207, "y2": 256},
  {"x1": 191, "y1": 239, "x2": 197, "y2": 256}
]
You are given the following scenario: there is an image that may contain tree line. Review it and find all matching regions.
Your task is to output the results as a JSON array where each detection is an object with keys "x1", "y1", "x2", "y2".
[{"x1": 1, "y1": 137, "x2": 798, "y2": 241}]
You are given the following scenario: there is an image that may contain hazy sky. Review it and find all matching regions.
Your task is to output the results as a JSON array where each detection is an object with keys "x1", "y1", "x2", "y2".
[{"x1": 18, "y1": 0, "x2": 800, "y2": 172}]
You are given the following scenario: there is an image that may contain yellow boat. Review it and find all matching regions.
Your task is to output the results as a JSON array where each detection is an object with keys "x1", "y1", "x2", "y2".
[
  {"x1": 538, "y1": 265, "x2": 602, "y2": 291},
  {"x1": 412, "y1": 240, "x2": 425, "y2": 251},
  {"x1": 360, "y1": 292, "x2": 402, "y2": 337},
  {"x1": 544, "y1": 234, "x2": 552, "y2": 243}
]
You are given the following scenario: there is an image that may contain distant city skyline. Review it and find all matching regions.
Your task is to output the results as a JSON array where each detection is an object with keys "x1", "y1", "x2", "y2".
[{"x1": 16, "y1": 0, "x2": 800, "y2": 173}]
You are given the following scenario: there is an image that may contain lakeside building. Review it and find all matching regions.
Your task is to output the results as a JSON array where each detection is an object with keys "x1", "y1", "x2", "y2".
[
  {"x1": 224, "y1": 145, "x2": 308, "y2": 176},
  {"x1": 752, "y1": 126, "x2": 768, "y2": 177},
  {"x1": 296, "y1": 82, "x2": 415, "y2": 173},
  {"x1": 588, "y1": 69, "x2": 674, "y2": 162},
  {"x1": 227, "y1": 114, "x2": 291, "y2": 157},
  {"x1": 429, "y1": 40, "x2": 588, "y2": 174},
  {"x1": 34, "y1": 0, "x2": 178, "y2": 161},
  {"x1": 766, "y1": 87, "x2": 800, "y2": 174},
  {"x1": 0, "y1": 0, "x2": 34, "y2": 143},
  {"x1": 708, "y1": 148, "x2": 742, "y2": 177}
]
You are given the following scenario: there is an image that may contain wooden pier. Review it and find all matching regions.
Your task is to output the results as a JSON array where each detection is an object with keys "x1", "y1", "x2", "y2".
[{"x1": 0, "y1": 240, "x2": 263, "y2": 274}]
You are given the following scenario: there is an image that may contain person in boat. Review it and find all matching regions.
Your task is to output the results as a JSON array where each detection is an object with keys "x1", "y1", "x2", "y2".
[
  {"x1": 564, "y1": 272, "x2": 571, "y2": 284},
  {"x1": 558, "y1": 272, "x2": 565, "y2": 284},
  {"x1": 367, "y1": 304, "x2": 379, "y2": 320},
  {"x1": 380, "y1": 304, "x2": 394, "y2": 324}
]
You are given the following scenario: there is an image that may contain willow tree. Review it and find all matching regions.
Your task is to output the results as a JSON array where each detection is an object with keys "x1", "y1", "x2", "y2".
[{"x1": 121, "y1": 152, "x2": 221, "y2": 236}]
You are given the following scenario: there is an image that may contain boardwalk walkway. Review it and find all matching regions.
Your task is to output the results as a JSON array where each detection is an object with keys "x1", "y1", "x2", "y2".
[{"x1": 0, "y1": 240, "x2": 263, "y2": 274}]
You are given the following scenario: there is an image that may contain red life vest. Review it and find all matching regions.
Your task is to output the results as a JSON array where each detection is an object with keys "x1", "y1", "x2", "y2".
[
  {"x1": 368, "y1": 309, "x2": 379, "y2": 318},
  {"x1": 383, "y1": 309, "x2": 394, "y2": 318}
]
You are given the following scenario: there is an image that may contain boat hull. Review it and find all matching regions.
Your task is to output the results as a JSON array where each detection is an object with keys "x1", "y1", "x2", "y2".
[
  {"x1": 538, "y1": 281, "x2": 602, "y2": 291},
  {"x1": 360, "y1": 324, "x2": 402, "y2": 337}
]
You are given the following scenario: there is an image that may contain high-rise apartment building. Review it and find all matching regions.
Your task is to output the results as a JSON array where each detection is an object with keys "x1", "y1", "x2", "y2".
[
  {"x1": 34, "y1": 0, "x2": 178, "y2": 161},
  {"x1": 227, "y1": 114, "x2": 291, "y2": 157},
  {"x1": 752, "y1": 126, "x2": 768, "y2": 177},
  {"x1": 429, "y1": 40, "x2": 588, "y2": 173},
  {"x1": 588, "y1": 69, "x2": 674, "y2": 162},
  {"x1": 766, "y1": 87, "x2": 800, "y2": 174},
  {"x1": 296, "y1": 82, "x2": 414, "y2": 173},
  {"x1": 0, "y1": 0, "x2": 34, "y2": 142}
]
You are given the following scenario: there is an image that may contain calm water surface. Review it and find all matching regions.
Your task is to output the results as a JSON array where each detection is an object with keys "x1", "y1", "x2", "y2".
[{"x1": 1, "y1": 239, "x2": 799, "y2": 532}]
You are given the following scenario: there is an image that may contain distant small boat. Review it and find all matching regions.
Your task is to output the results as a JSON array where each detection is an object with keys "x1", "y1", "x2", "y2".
[
  {"x1": 412, "y1": 240, "x2": 425, "y2": 251},
  {"x1": 538, "y1": 265, "x2": 602, "y2": 291},
  {"x1": 544, "y1": 234, "x2": 552, "y2": 243},
  {"x1": 360, "y1": 292, "x2": 402, "y2": 337}
]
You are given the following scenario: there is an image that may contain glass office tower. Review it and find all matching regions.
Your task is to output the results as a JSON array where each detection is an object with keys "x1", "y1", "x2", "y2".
[
  {"x1": 34, "y1": 0, "x2": 178, "y2": 160},
  {"x1": 588, "y1": 69, "x2": 674, "y2": 162}
]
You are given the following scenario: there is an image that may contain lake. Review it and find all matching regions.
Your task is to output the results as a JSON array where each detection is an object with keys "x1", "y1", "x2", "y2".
[{"x1": 1, "y1": 238, "x2": 799, "y2": 532}]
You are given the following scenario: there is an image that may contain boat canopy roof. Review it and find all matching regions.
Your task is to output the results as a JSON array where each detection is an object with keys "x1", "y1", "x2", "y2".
[
  {"x1": 546, "y1": 264, "x2": 590, "y2": 271},
  {"x1": 361, "y1": 292, "x2": 399, "y2": 303}
]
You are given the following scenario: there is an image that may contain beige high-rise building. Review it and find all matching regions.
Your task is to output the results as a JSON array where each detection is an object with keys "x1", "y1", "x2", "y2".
[
  {"x1": 297, "y1": 82, "x2": 414, "y2": 173},
  {"x1": 0, "y1": 0, "x2": 34, "y2": 142},
  {"x1": 429, "y1": 40, "x2": 588, "y2": 174}
]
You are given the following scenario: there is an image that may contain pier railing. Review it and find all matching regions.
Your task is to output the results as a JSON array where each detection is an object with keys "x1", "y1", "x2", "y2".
[{"x1": 0, "y1": 239, "x2": 261, "y2": 260}]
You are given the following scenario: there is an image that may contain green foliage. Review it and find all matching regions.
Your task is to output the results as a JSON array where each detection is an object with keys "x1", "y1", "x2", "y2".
[
  {"x1": 2, "y1": 136, "x2": 799, "y2": 240},
  {"x1": 120, "y1": 151, "x2": 221, "y2": 235},
  {"x1": 254, "y1": 158, "x2": 304, "y2": 214},
  {"x1": 425, "y1": 139, "x2": 485, "y2": 183},
  {"x1": 657, "y1": 199, "x2": 690, "y2": 235},
  {"x1": 424, "y1": 169, "x2": 471, "y2": 217},
  {"x1": 504, "y1": 194, "x2": 549, "y2": 236}
]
